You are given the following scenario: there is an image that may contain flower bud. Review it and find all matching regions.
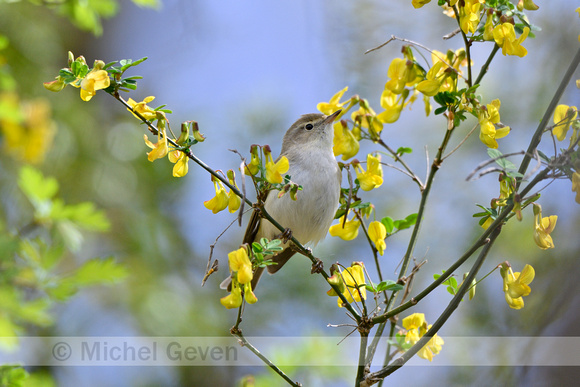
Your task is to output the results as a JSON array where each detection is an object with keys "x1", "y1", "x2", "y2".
[
  {"x1": 289, "y1": 184, "x2": 299, "y2": 201},
  {"x1": 517, "y1": 0, "x2": 539, "y2": 11},
  {"x1": 191, "y1": 121, "x2": 205, "y2": 142},
  {"x1": 43, "y1": 78, "x2": 66, "y2": 92},
  {"x1": 93, "y1": 60, "x2": 106, "y2": 70},
  {"x1": 177, "y1": 121, "x2": 190, "y2": 145},
  {"x1": 327, "y1": 273, "x2": 346, "y2": 294}
]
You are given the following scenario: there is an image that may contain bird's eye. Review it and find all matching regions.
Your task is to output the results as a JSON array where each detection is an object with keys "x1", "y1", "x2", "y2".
[{"x1": 305, "y1": 123, "x2": 314, "y2": 130}]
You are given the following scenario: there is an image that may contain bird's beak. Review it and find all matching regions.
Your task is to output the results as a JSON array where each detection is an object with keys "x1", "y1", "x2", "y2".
[{"x1": 324, "y1": 109, "x2": 342, "y2": 124}]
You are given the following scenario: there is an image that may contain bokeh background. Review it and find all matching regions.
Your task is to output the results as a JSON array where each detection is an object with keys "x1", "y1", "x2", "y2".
[{"x1": 0, "y1": 0, "x2": 579, "y2": 386}]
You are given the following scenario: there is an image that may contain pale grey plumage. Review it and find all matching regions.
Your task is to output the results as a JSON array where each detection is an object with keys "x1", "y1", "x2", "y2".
[{"x1": 222, "y1": 110, "x2": 341, "y2": 290}]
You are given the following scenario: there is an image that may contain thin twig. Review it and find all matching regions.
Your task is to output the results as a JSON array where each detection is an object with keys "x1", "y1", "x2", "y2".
[
  {"x1": 365, "y1": 35, "x2": 465, "y2": 81},
  {"x1": 517, "y1": 47, "x2": 580, "y2": 187},
  {"x1": 465, "y1": 151, "x2": 526, "y2": 181},
  {"x1": 441, "y1": 122, "x2": 479, "y2": 161},
  {"x1": 233, "y1": 329, "x2": 301, "y2": 387}
]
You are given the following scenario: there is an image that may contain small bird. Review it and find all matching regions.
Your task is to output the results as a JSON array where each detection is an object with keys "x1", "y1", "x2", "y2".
[{"x1": 223, "y1": 110, "x2": 342, "y2": 290}]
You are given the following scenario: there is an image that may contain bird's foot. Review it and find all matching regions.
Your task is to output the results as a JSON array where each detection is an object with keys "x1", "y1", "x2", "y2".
[
  {"x1": 275, "y1": 228, "x2": 293, "y2": 244},
  {"x1": 311, "y1": 258, "x2": 324, "y2": 274}
]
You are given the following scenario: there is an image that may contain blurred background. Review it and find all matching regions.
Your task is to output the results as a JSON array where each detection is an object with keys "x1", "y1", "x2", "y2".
[{"x1": 0, "y1": 0, "x2": 579, "y2": 386}]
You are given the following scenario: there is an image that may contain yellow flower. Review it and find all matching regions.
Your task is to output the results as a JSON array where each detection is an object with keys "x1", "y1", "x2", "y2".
[
  {"x1": 533, "y1": 204, "x2": 557, "y2": 250},
  {"x1": 0, "y1": 94, "x2": 56, "y2": 164},
  {"x1": 416, "y1": 61, "x2": 445, "y2": 97},
  {"x1": 329, "y1": 215, "x2": 361, "y2": 240},
  {"x1": 79, "y1": 69, "x2": 110, "y2": 101},
  {"x1": 553, "y1": 104, "x2": 578, "y2": 141},
  {"x1": 483, "y1": 13, "x2": 495, "y2": 41},
  {"x1": 204, "y1": 178, "x2": 229, "y2": 214},
  {"x1": 168, "y1": 150, "x2": 189, "y2": 177},
  {"x1": 355, "y1": 154, "x2": 383, "y2": 191},
  {"x1": 478, "y1": 99, "x2": 510, "y2": 149},
  {"x1": 143, "y1": 126, "x2": 169, "y2": 161},
  {"x1": 493, "y1": 23, "x2": 530, "y2": 57},
  {"x1": 244, "y1": 282, "x2": 258, "y2": 304},
  {"x1": 127, "y1": 96, "x2": 158, "y2": 121},
  {"x1": 480, "y1": 215, "x2": 493, "y2": 229},
  {"x1": 517, "y1": 0, "x2": 539, "y2": 11},
  {"x1": 368, "y1": 221, "x2": 387, "y2": 255},
  {"x1": 458, "y1": 0, "x2": 483, "y2": 34},
  {"x1": 317, "y1": 86, "x2": 348, "y2": 115},
  {"x1": 572, "y1": 172, "x2": 580, "y2": 204},
  {"x1": 221, "y1": 247, "x2": 257, "y2": 309},
  {"x1": 412, "y1": 0, "x2": 431, "y2": 8},
  {"x1": 402, "y1": 313, "x2": 444, "y2": 361},
  {"x1": 226, "y1": 169, "x2": 241, "y2": 213},
  {"x1": 244, "y1": 145, "x2": 260, "y2": 175},
  {"x1": 43, "y1": 77, "x2": 66, "y2": 92},
  {"x1": 333, "y1": 121, "x2": 360, "y2": 160},
  {"x1": 417, "y1": 325, "x2": 444, "y2": 361},
  {"x1": 500, "y1": 263, "x2": 534, "y2": 309},
  {"x1": 495, "y1": 175, "x2": 513, "y2": 207},
  {"x1": 351, "y1": 102, "x2": 383, "y2": 137},
  {"x1": 577, "y1": 7, "x2": 580, "y2": 42},
  {"x1": 328, "y1": 263, "x2": 366, "y2": 307},
  {"x1": 385, "y1": 58, "x2": 420, "y2": 94},
  {"x1": 403, "y1": 313, "x2": 425, "y2": 332},
  {"x1": 264, "y1": 148, "x2": 289, "y2": 184},
  {"x1": 377, "y1": 88, "x2": 407, "y2": 124},
  {"x1": 220, "y1": 281, "x2": 243, "y2": 309},
  {"x1": 228, "y1": 247, "x2": 253, "y2": 284}
]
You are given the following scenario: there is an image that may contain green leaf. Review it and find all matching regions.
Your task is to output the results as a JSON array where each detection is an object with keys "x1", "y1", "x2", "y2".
[
  {"x1": 396, "y1": 147, "x2": 413, "y2": 155},
  {"x1": 252, "y1": 242, "x2": 264, "y2": 253},
  {"x1": 376, "y1": 280, "x2": 404, "y2": 292},
  {"x1": 0, "y1": 318, "x2": 19, "y2": 350},
  {"x1": 381, "y1": 216, "x2": 395, "y2": 234},
  {"x1": 18, "y1": 299, "x2": 52, "y2": 326},
  {"x1": 393, "y1": 213, "x2": 418, "y2": 230},
  {"x1": 46, "y1": 280, "x2": 78, "y2": 302},
  {"x1": 487, "y1": 148, "x2": 516, "y2": 170},
  {"x1": 71, "y1": 257, "x2": 128, "y2": 286},
  {"x1": 51, "y1": 200, "x2": 110, "y2": 232},
  {"x1": 18, "y1": 166, "x2": 59, "y2": 203},
  {"x1": 0, "y1": 365, "x2": 29, "y2": 386},
  {"x1": 365, "y1": 284, "x2": 378, "y2": 293},
  {"x1": 131, "y1": 0, "x2": 160, "y2": 8}
]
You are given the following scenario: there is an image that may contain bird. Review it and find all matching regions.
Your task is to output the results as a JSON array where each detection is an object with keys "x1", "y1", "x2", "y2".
[{"x1": 223, "y1": 110, "x2": 342, "y2": 291}]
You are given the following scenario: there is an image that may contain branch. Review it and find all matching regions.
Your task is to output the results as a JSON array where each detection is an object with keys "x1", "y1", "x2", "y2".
[
  {"x1": 517, "y1": 47, "x2": 580, "y2": 187},
  {"x1": 363, "y1": 227, "x2": 501, "y2": 385},
  {"x1": 232, "y1": 329, "x2": 300, "y2": 387}
]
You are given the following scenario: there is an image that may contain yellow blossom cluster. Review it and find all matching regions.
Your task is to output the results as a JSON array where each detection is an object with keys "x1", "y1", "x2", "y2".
[
  {"x1": 329, "y1": 215, "x2": 361, "y2": 241},
  {"x1": 327, "y1": 262, "x2": 367, "y2": 307},
  {"x1": 220, "y1": 247, "x2": 258, "y2": 309},
  {"x1": 140, "y1": 104, "x2": 191, "y2": 178},
  {"x1": 478, "y1": 99, "x2": 510, "y2": 149},
  {"x1": 552, "y1": 104, "x2": 580, "y2": 203},
  {"x1": 203, "y1": 172, "x2": 242, "y2": 214},
  {"x1": 44, "y1": 55, "x2": 110, "y2": 101},
  {"x1": 243, "y1": 144, "x2": 290, "y2": 185},
  {"x1": 0, "y1": 93, "x2": 56, "y2": 164},
  {"x1": 401, "y1": 313, "x2": 444, "y2": 361},
  {"x1": 532, "y1": 203, "x2": 557, "y2": 250},
  {"x1": 354, "y1": 153, "x2": 384, "y2": 191},
  {"x1": 499, "y1": 262, "x2": 535, "y2": 309}
]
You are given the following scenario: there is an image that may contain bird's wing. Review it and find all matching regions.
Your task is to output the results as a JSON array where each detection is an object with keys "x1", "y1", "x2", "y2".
[{"x1": 243, "y1": 206, "x2": 262, "y2": 245}]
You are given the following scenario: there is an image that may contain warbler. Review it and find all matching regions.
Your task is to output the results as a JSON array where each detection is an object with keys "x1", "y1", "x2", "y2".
[{"x1": 223, "y1": 110, "x2": 342, "y2": 290}]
